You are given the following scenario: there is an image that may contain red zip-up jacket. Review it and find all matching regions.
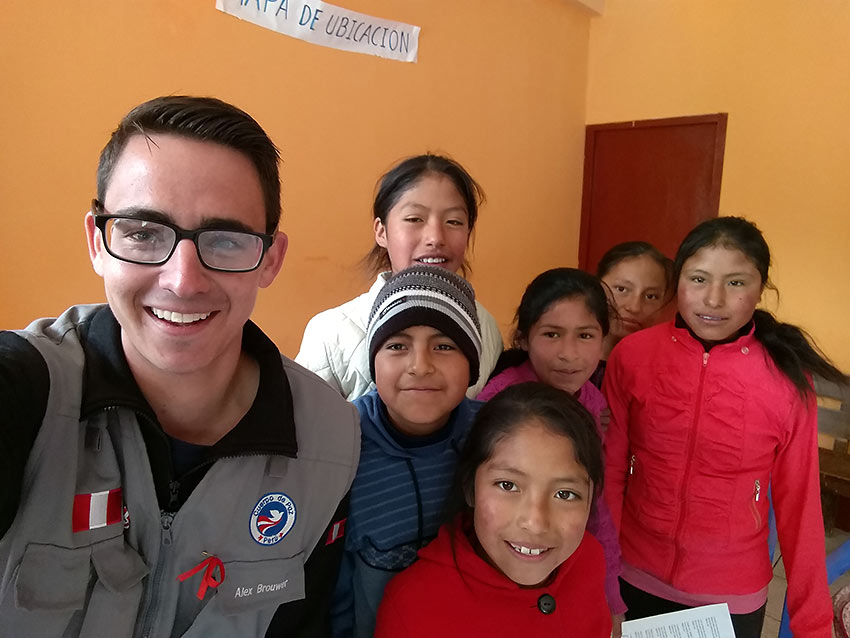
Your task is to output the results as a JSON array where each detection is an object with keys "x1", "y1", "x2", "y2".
[{"x1": 603, "y1": 321, "x2": 831, "y2": 638}]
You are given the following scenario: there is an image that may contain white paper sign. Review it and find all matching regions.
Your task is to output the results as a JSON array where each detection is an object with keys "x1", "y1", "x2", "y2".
[
  {"x1": 216, "y1": 0, "x2": 420, "y2": 63},
  {"x1": 621, "y1": 603, "x2": 736, "y2": 638}
]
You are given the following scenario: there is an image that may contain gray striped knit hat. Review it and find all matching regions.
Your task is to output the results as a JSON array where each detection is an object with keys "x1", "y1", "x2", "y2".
[{"x1": 367, "y1": 265, "x2": 482, "y2": 387}]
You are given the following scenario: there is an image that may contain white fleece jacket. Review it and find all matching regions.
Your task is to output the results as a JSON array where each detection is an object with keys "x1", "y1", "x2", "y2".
[{"x1": 295, "y1": 273, "x2": 503, "y2": 400}]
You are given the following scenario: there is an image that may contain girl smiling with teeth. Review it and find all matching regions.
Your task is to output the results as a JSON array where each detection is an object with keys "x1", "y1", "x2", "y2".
[
  {"x1": 296, "y1": 154, "x2": 503, "y2": 400},
  {"x1": 476, "y1": 268, "x2": 626, "y2": 630},
  {"x1": 375, "y1": 383, "x2": 611, "y2": 638},
  {"x1": 604, "y1": 217, "x2": 848, "y2": 638}
]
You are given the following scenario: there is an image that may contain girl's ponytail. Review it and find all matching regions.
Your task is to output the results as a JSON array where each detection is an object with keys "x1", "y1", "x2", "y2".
[{"x1": 752, "y1": 309, "x2": 847, "y2": 397}]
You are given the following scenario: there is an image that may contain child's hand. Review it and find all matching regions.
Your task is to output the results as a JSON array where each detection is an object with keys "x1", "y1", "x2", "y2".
[{"x1": 611, "y1": 613, "x2": 624, "y2": 638}]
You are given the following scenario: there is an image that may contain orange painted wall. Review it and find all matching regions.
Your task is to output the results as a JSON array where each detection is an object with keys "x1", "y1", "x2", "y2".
[
  {"x1": 0, "y1": 1, "x2": 592, "y2": 355},
  {"x1": 586, "y1": 1, "x2": 850, "y2": 371}
]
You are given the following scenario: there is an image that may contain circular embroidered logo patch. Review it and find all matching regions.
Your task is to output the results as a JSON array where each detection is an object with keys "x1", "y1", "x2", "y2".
[{"x1": 249, "y1": 493, "x2": 297, "y2": 545}]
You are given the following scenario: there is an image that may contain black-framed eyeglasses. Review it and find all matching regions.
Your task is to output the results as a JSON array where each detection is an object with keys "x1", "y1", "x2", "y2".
[{"x1": 92, "y1": 199, "x2": 273, "y2": 273}]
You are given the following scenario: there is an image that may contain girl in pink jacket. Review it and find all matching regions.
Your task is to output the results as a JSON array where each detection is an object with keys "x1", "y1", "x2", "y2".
[
  {"x1": 477, "y1": 268, "x2": 627, "y2": 632},
  {"x1": 604, "y1": 217, "x2": 848, "y2": 638}
]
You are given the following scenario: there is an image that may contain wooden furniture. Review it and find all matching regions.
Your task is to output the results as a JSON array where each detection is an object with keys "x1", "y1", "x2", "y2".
[{"x1": 815, "y1": 376, "x2": 850, "y2": 532}]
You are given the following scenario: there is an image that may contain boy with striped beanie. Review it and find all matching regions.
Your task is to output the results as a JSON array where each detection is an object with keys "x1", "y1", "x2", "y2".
[{"x1": 332, "y1": 265, "x2": 483, "y2": 638}]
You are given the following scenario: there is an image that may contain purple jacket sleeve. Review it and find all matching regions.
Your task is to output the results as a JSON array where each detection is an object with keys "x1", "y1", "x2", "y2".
[
  {"x1": 585, "y1": 494, "x2": 626, "y2": 615},
  {"x1": 574, "y1": 380, "x2": 627, "y2": 614}
]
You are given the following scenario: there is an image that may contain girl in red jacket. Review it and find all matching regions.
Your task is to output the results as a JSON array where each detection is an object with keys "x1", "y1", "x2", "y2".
[
  {"x1": 375, "y1": 383, "x2": 612, "y2": 638},
  {"x1": 604, "y1": 217, "x2": 847, "y2": 638}
]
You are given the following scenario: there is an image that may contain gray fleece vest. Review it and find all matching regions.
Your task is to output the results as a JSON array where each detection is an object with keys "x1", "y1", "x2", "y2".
[{"x1": 0, "y1": 305, "x2": 359, "y2": 638}]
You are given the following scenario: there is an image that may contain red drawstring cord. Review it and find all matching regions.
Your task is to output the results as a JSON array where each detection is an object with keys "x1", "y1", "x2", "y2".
[{"x1": 178, "y1": 554, "x2": 226, "y2": 600}]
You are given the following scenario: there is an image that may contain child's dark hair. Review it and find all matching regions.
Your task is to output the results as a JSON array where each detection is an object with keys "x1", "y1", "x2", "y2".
[
  {"x1": 492, "y1": 268, "x2": 609, "y2": 375},
  {"x1": 364, "y1": 153, "x2": 486, "y2": 276},
  {"x1": 596, "y1": 240, "x2": 674, "y2": 295},
  {"x1": 673, "y1": 216, "x2": 847, "y2": 395},
  {"x1": 446, "y1": 382, "x2": 603, "y2": 521}
]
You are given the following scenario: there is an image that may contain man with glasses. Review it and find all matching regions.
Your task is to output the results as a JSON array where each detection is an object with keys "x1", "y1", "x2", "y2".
[{"x1": 0, "y1": 96, "x2": 359, "y2": 637}]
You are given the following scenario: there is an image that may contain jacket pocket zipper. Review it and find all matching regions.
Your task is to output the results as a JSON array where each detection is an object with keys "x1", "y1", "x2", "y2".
[
  {"x1": 629, "y1": 454, "x2": 636, "y2": 475},
  {"x1": 750, "y1": 480, "x2": 762, "y2": 530}
]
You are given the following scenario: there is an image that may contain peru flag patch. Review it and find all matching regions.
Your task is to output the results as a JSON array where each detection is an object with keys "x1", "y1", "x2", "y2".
[
  {"x1": 325, "y1": 518, "x2": 346, "y2": 545},
  {"x1": 72, "y1": 488, "x2": 123, "y2": 532}
]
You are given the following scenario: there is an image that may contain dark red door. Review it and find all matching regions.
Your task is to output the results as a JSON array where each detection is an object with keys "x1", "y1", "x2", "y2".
[{"x1": 578, "y1": 113, "x2": 727, "y2": 272}]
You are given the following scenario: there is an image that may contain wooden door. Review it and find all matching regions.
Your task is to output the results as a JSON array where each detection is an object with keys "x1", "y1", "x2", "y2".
[{"x1": 578, "y1": 114, "x2": 727, "y2": 272}]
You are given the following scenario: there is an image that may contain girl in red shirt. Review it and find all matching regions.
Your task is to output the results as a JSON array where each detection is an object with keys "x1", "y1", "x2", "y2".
[{"x1": 375, "y1": 383, "x2": 612, "y2": 638}]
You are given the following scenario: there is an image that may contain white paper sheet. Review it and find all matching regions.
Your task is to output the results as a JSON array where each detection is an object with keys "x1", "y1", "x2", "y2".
[{"x1": 621, "y1": 603, "x2": 736, "y2": 638}]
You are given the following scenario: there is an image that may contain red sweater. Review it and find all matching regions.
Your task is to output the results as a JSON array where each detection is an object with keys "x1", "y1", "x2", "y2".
[
  {"x1": 375, "y1": 521, "x2": 611, "y2": 638},
  {"x1": 603, "y1": 321, "x2": 831, "y2": 637}
]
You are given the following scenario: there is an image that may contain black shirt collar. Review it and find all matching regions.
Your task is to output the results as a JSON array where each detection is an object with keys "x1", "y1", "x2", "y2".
[
  {"x1": 79, "y1": 305, "x2": 297, "y2": 459},
  {"x1": 674, "y1": 313, "x2": 754, "y2": 352}
]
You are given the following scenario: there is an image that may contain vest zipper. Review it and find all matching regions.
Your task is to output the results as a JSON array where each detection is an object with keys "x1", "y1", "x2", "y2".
[
  {"x1": 629, "y1": 455, "x2": 636, "y2": 475},
  {"x1": 111, "y1": 409, "x2": 277, "y2": 636},
  {"x1": 138, "y1": 512, "x2": 175, "y2": 638},
  {"x1": 667, "y1": 351, "x2": 710, "y2": 584}
]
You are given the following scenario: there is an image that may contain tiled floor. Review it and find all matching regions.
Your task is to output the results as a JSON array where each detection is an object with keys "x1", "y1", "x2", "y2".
[{"x1": 761, "y1": 529, "x2": 850, "y2": 637}]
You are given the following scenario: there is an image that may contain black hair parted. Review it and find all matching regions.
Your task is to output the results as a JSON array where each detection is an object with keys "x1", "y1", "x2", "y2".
[
  {"x1": 512, "y1": 267, "x2": 610, "y2": 346},
  {"x1": 673, "y1": 216, "x2": 770, "y2": 286},
  {"x1": 445, "y1": 382, "x2": 603, "y2": 522},
  {"x1": 486, "y1": 268, "x2": 609, "y2": 375},
  {"x1": 364, "y1": 153, "x2": 486, "y2": 276},
  {"x1": 97, "y1": 96, "x2": 281, "y2": 234},
  {"x1": 674, "y1": 216, "x2": 847, "y2": 395},
  {"x1": 596, "y1": 240, "x2": 673, "y2": 295}
]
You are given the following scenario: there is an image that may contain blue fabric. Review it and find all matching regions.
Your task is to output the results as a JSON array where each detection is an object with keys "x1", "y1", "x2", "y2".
[
  {"x1": 779, "y1": 538, "x2": 850, "y2": 638},
  {"x1": 168, "y1": 436, "x2": 209, "y2": 476},
  {"x1": 331, "y1": 390, "x2": 482, "y2": 638}
]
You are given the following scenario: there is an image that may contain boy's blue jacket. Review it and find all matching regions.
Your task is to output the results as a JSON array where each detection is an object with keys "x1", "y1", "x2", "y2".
[{"x1": 331, "y1": 390, "x2": 482, "y2": 638}]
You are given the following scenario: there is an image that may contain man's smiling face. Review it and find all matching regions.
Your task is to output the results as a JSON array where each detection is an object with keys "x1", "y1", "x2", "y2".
[{"x1": 86, "y1": 133, "x2": 286, "y2": 378}]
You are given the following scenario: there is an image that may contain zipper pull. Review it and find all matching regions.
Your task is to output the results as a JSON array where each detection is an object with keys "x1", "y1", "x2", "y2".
[
  {"x1": 168, "y1": 480, "x2": 180, "y2": 510},
  {"x1": 703, "y1": 352, "x2": 709, "y2": 367},
  {"x1": 629, "y1": 455, "x2": 636, "y2": 475},
  {"x1": 161, "y1": 512, "x2": 174, "y2": 545},
  {"x1": 754, "y1": 479, "x2": 761, "y2": 502}
]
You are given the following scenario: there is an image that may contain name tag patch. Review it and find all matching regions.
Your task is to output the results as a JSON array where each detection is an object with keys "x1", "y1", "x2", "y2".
[{"x1": 234, "y1": 579, "x2": 290, "y2": 598}]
